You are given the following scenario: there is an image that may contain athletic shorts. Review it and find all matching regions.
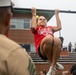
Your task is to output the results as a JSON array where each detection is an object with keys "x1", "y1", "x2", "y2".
[
  {"x1": 38, "y1": 39, "x2": 54, "y2": 60},
  {"x1": 38, "y1": 46, "x2": 47, "y2": 60}
]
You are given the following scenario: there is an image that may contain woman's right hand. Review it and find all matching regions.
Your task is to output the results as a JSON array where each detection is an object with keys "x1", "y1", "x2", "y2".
[
  {"x1": 31, "y1": 7, "x2": 36, "y2": 15},
  {"x1": 55, "y1": 9, "x2": 59, "y2": 15}
]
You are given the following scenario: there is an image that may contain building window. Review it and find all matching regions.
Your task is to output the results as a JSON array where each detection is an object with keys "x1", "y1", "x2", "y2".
[
  {"x1": 10, "y1": 19, "x2": 16, "y2": 29},
  {"x1": 10, "y1": 25, "x2": 15, "y2": 28},
  {"x1": 30, "y1": 44, "x2": 36, "y2": 52},
  {"x1": 11, "y1": 18, "x2": 31, "y2": 29},
  {"x1": 23, "y1": 19, "x2": 31, "y2": 29},
  {"x1": 16, "y1": 19, "x2": 23, "y2": 29}
]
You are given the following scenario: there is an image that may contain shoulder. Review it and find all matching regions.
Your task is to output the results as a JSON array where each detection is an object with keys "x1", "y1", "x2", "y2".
[
  {"x1": 7, "y1": 48, "x2": 36, "y2": 75},
  {"x1": 0, "y1": 34, "x2": 21, "y2": 58},
  {"x1": 31, "y1": 26, "x2": 39, "y2": 33},
  {"x1": 0, "y1": 35, "x2": 36, "y2": 75}
]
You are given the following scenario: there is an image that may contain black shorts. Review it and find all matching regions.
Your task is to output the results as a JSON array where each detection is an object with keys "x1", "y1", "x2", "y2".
[
  {"x1": 38, "y1": 46, "x2": 47, "y2": 60},
  {"x1": 38, "y1": 39, "x2": 54, "y2": 60}
]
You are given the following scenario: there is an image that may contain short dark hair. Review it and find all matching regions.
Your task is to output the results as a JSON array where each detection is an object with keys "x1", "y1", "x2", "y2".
[
  {"x1": 72, "y1": 69, "x2": 76, "y2": 75},
  {"x1": 70, "y1": 64, "x2": 76, "y2": 75}
]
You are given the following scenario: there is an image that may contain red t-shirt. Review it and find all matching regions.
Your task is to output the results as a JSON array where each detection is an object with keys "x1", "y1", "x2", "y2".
[{"x1": 31, "y1": 26, "x2": 54, "y2": 52}]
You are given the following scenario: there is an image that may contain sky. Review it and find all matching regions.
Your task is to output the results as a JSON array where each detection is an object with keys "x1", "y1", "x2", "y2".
[{"x1": 12, "y1": 0, "x2": 76, "y2": 47}]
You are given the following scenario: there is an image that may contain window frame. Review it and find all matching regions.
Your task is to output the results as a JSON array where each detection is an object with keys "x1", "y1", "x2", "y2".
[{"x1": 10, "y1": 18, "x2": 31, "y2": 30}]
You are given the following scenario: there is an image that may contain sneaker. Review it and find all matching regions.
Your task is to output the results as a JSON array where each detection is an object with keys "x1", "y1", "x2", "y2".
[
  {"x1": 56, "y1": 62, "x2": 64, "y2": 70},
  {"x1": 46, "y1": 66, "x2": 54, "y2": 75}
]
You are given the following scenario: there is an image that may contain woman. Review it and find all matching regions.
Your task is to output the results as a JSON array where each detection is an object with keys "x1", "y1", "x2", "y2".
[{"x1": 31, "y1": 7, "x2": 64, "y2": 75}]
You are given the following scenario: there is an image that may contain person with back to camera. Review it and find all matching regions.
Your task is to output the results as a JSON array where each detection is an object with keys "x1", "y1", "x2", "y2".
[
  {"x1": 68, "y1": 42, "x2": 72, "y2": 52},
  {"x1": 31, "y1": 7, "x2": 64, "y2": 75},
  {"x1": 0, "y1": 0, "x2": 36, "y2": 75},
  {"x1": 70, "y1": 64, "x2": 76, "y2": 75},
  {"x1": 61, "y1": 64, "x2": 76, "y2": 75}
]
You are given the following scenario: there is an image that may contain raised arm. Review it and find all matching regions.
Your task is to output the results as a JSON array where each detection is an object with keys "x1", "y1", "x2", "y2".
[
  {"x1": 31, "y1": 7, "x2": 37, "y2": 32},
  {"x1": 52, "y1": 9, "x2": 62, "y2": 32}
]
